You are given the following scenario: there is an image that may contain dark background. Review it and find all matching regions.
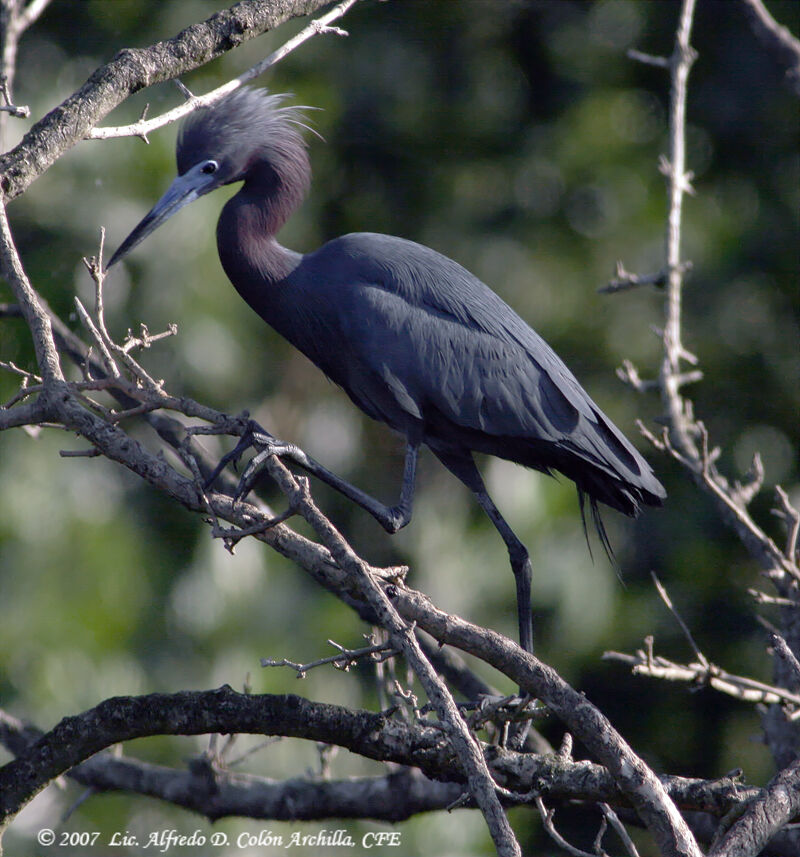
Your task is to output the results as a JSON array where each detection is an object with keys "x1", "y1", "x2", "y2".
[{"x1": 0, "y1": 1, "x2": 797, "y2": 854}]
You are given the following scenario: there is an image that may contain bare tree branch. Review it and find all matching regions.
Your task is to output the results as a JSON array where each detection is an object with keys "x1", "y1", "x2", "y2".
[
  {"x1": 0, "y1": 199, "x2": 63, "y2": 381},
  {"x1": 605, "y1": 642, "x2": 800, "y2": 708},
  {"x1": 1, "y1": 1, "x2": 796, "y2": 854},
  {"x1": 0, "y1": 696, "x2": 769, "y2": 825},
  {"x1": 0, "y1": 0, "x2": 334, "y2": 200},
  {"x1": 16, "y1": 0, "x2": 53, "y2": 33},
  {"x1": 659, "y1": 0, "x2": 699, "y2": 456},
  {"x1": 739, "y1": 0, "x2": 800, "y2": 95},
  {"x1": 709, "y1": 756, "x2": 800, "y2": 857},
  {"x1": 251, "y1": 455, "x2": 522, "y2": 856},
  {"x1": 610, "y1": 3, "x2": 800, "y2": 848},
  {"x1": 0, "y1": 689, "x2": 460, "y2": 824},
  {"x1": 390, "y1": 585, "x2": 703, "y2": 857},
  {"x1": 89, "y1": 0, "x2": 359, "y2": 142},
  {"x1": 0, "y1": 0, "x2": 51, "y2": 144}
]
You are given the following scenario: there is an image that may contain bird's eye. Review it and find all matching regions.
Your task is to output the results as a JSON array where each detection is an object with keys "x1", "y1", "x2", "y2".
[{"x1": 201, "y1": 161, "x2": 218, "y2": 175}]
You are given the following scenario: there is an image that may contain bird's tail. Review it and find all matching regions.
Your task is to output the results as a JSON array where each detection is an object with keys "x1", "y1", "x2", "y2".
[{"x1": 577, "y1": 488, "x2": 622, "y2": 575}]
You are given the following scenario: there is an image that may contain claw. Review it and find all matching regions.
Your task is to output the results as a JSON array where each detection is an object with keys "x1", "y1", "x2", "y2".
[
  {"x1": 208, "y1": 420, "x2": 317, "y2": 506},
  {"x1": 208, "y1": 420, "x2": 301, "y2": 502},
  {"x1": 205, "y1": 433, "x2": 255, "y2": 488},
  {"x1": 205, "y1": 420, "x2": 278, "y2": 490},
  {"x1": 234, "y1": 448, "x2": 273, "y2": 503}
]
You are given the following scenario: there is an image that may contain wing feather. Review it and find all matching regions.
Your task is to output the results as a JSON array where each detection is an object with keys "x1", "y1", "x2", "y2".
[{"x1": 294, "y1": 232, "x2": 664, "y2": 504}]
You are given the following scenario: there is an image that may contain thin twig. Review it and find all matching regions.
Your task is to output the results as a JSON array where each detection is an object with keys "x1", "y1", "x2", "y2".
[
  {"x1": 616, "y1": 359, "x2": 660, "y2": 394},
  {"x1": 74, "y1": 296, "x2": 120, "y2": 379},
  {"x1": 537, "y1": 797, "x2": 607, "y2": 857},
  {"x1": 627, "y1": 48, "x2": 671, "y2": 69},
  {"x1": 58, "y1": 448, "x2": 101, "y2": 458},
  {"x1": 121, "y1": 322, "x2": 178, "y2": 354},
  {"x1": 262, "y1": 638, "x2": 400, "y2": 678},
  {"x1": 652, "y1": 572, "x2": 709, "y2": 669},
  {"x1": 660, "y1": 0, "x2": 699, "y2": 453},
  {"x1": 0, "y1": 74, "x2": 28, "y2": 117},
  {"x1": 18, "y1": 0, "x2": 54, "y2": 33},
  {"x1": 81, "y1": 236, "x2": 165, "y2": 390},
  {"x1": 748, "y1": 588, "x2": 799, "y2": 609},
  {"x1": 773, "y1": 486, "x2": 800, "y2": 562},
  {"x1": 739, "y1": 0, "x2": 800, "y2": 95},
  {"x1": 771, "y1": 635, "x2": 800, "y2": 686},
  {"x1": 0, "y1": 199, "x2": 64, "y2": 383},
  {"x1": 598, "y1": 260, "x2": 692, "y2": 294},
  {"x1": 601, "y1": 804, "x2": 642, "y2": 857},
  {"x1": 604, "y1": 646, "x2": 800, "y2": 708},
  {"x1": 0, "y1": 302, "x2": 22, "y2": 317},
  {"x1": 89, "y1": 0, "x2": 360, "y2": 141}
]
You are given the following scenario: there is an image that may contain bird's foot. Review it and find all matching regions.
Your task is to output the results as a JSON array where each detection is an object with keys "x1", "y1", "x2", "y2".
[
  {"x1": 233, "y1": 441, "x2": 289, "y2": 504},
  {"x1": 205, "y1": 420, "x2": 309, "y2": 502},
  {"x1": 204, "y1": 432, "x2": 257, "y2": 489}
]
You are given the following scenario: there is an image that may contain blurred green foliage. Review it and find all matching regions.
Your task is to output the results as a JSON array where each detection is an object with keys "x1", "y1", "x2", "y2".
[{"x1": 0, "y1": 1, "x2": 798, "y2": 855}]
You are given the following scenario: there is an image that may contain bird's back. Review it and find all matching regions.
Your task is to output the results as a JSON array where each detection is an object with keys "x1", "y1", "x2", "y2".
[{"x1": 280, "y1": 232, "x2": 665, "y2": 516}]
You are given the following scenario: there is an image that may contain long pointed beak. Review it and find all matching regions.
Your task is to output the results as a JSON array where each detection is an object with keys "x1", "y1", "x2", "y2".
[{"x1": 106, "y1": 162, "x2": 219, "y2": 270}]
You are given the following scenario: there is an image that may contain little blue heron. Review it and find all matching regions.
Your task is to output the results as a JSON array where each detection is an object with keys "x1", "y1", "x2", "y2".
[{"x1": 108, "y1": 88, "x2": 665, "y2": 655}]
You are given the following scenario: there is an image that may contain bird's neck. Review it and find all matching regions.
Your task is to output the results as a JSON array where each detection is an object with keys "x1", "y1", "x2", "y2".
[{"x1": 216, "y1": 176, "x2": 304, "y2": 293}]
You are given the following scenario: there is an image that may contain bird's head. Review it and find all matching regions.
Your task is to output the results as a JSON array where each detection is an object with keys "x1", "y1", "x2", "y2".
[{"x1": 107, "y1": 87, "x2": 310, "y2": 269}]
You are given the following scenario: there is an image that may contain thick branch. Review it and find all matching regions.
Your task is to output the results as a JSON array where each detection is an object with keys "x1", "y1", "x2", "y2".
[
  {"x1": 0, "y1": 394, "x2": 45, "y2": 428},
  {"x1": 73, "y1": 762, "x2": 466, "y2": 823},
  {"x1": 255, "y1": 455, "x2": 521, "y2": 857},
  {"x1": 0, "y1": 694, "x2": 765, "y2": 827},
  {"x1": 710, "y1": 757, "x2": 800, "y2": 857},
  {"x1": 390, "y1": 586, "x2": 703, "y2": 857},
  {"x1": 0, "y1": 200, "x2": 62, "y2": 381},
  {"x1": 0, "y1": 689, "x2": 446, "y2": 824}
]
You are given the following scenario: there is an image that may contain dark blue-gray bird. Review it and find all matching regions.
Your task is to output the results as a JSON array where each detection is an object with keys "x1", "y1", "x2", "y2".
[{"x1": 108, "y1": 88, "x2": 665, "y2": 654}]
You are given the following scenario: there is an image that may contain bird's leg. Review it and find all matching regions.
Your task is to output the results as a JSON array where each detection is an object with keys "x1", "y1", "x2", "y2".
[
  {"x1": 468, "y1": 486, "x2": 535, "y2": 751},
  {"x1": 432, "y1": 450, "x2": 533, "y2": 749},
  {"x1": 432, "y1": 450, "x2": 534, "y2": 655},
  {"x1": 210, "y1": 421, "x2": 419, "y2": 534},
  {"x1": 472, "y1": 489, "x2": 534, "y2": 656},
  {"x1": 243, "y1": 433, "x2": 419, "y2": 533}
]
